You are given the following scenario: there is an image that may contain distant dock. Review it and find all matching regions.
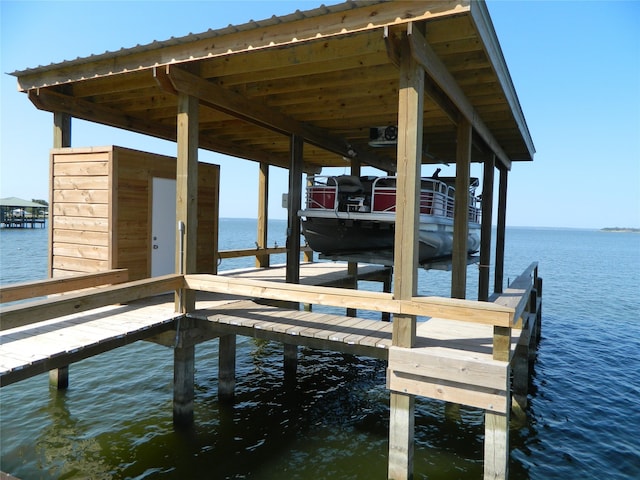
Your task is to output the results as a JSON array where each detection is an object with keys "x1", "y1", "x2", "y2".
[
  {"x1": 0, "y1": 198, "x2": 47, "y2": 229},
  {"x1": 0, "y1": 217, "x2": 46, "y2": 229}
]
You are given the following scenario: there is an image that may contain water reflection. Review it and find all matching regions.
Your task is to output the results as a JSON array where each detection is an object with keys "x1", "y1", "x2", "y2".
[{"x1": 36, "y1": 389, "x2": 111, "y2": 480}]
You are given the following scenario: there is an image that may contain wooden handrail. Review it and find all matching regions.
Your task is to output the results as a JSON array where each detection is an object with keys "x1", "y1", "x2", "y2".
[
  {"x1": 0, "y1": 269, "x2": 129, "y2": 304},
  {"x1": 492, "y1": 261, "x2": 538, "y2": 328},
  {"x1": 217, "y1": 246, "x2": 312, "y2": 259},
  {"x1": 0, "y1": 274, "x2": 184, "y2": 331},
  {"x1": 184, "y1": 274, "x2": 515, "y2": 327}
]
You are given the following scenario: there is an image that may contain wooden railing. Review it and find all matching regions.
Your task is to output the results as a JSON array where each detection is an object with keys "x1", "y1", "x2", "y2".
[
  {"x1": 0, "y1": 273, "x2": 183, "y2": 331},
  {"x1": 0, "y1": 269, "x2": 129, "y2": 304},
  {"x1": 183, "y1": 274, "x2": 515, "y2": 326},
  {"x1": 217, "y1": 246, "x2": 312, "y2": 259}
]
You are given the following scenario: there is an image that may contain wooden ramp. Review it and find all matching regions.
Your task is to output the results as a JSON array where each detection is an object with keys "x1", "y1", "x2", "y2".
[
  {"x1": 0, "y1": 295, "x2": 180, "y2": 386},
  {"x1": 0, "y1": 263, "x2": 389, "y2": 387}
]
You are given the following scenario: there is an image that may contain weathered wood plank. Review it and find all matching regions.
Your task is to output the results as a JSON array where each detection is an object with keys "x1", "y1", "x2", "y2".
[
  {"x1": 0, "y1": 274, "x2": 183, "y2": 331},
  {"x1": 388, "y1": 345, "x2": 508, "y2": 391},
  {"x1": 0, "y1": 269, "x2": 128, "y2": 303},
  {"x1": 185, "y1": 274, "x2": 515, "y2": 326},
  {"x1": 388, "y1": 369, "x2": 507, "y2": 413}
]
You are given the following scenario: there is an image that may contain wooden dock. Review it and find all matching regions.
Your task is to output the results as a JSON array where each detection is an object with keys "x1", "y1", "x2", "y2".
[
  {"x1": 0, "y1": 262, "x2": 541, "y2": 480},
  {"x1": 0, "y1": 263, "x2": 390, "y2": 386}
]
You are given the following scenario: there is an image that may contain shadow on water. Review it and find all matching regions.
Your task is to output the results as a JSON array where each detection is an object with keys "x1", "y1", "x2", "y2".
[{"x1": 27, "y1": 338, "x2": 516, "y2": 479}]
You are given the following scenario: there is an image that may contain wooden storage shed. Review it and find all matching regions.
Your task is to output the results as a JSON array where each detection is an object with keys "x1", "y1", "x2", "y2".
[{"x1": 49, "y1": 146, "x2": 219, "y2": 280}]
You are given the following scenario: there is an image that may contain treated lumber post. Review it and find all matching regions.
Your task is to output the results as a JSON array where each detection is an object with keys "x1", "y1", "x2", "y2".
[
  {"x1": 286, "y1": 135, "x2": 303, "y2": 285},
  {"x1": 347, "y1": 160, "x2": 361, "y2": 317},
  {"x1": 283, "y1": 343, "x2": 298, "y2": 380},
  {"x1": 256, "y1": 162, "x2": 270, "y2": 268},
  {"x1": 284, "y1": 134, "x2": 303, "y2": 376},
  {"x1": 484, "y1": 410, "x2": 509, "y2": 480},
  {"x1": 175, "y1": 92, "x2": 199, "y2": 313},
  {"x1": 49, "y1": 366, "x2": 68, "y2": 390},
  {"x1": 478, "y1": 155, "x2": 495, "y2": 301},
  {"x1": 49, "y1": 110, "x2": 71, "y2": 390},
  {"x1": 451, "y1": 117, "x2": 472, "y2": 300},
  {"x1": 346, "y1": 262, "x2": 358, "y2": 317},
  {"x1": 388, "y1": 32, "x2": 423, "y2": 480},
  {"x1": 485, "y1": 325, "x2": 511, "y2": 479},
  {"x1": 218, "y1": 334, "x2": 236, "y2": 403},
  {"x1": 494, "y1": 166, "x2": 508, "y2": 294},
  {"x1": 382, "y1": 268, "x2": 392, "y2": 322},
  {"x1": 174, "y1": 339, "x2": 195, "y2": 429},
  {"x1": 172, "y1": 92, "x2": 198, "y2": 429},
  {"x1": 53, "y1": 111, "x2": 71, "y2": 150},
  {"x1": 512, "y1": 329, "x2": 530, "y2": 423}
]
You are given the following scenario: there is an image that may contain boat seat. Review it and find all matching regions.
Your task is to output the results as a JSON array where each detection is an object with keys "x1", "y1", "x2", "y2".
[{"x1": 333, "y1": 175, "x2": 363, "y2": 194}]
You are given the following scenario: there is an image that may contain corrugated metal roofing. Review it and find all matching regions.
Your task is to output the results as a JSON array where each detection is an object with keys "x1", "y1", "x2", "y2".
[
  {"x1": 10, "y1": 1, "x2": 377, "y2": 77},
  {"x1": 10, "y1": 0, "x2": 534, "y2": 170}
]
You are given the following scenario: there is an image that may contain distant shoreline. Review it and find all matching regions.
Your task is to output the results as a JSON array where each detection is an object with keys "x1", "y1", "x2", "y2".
[{"x1": 600, "y1": 227, "x2": 640, "y2": 233}]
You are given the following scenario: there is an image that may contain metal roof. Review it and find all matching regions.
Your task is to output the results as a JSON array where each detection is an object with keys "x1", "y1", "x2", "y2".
[{"x1": 10, "y1": 0, "x2": 534, "y2": 172}]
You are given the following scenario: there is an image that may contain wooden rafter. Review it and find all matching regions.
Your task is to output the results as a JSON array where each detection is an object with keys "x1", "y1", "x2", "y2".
[
  {"x1": 407, "y1": 23, "x2": 511, "y2": 170},
  {"x1": 155, "y1": 65, "x2": 395, "y2": 171}
]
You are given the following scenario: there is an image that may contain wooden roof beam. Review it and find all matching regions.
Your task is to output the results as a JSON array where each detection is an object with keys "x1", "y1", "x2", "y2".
[
  {"x1": 155, "y1": 65, "x2": 394, "y2": 171},
  {"x1": 28, "y1": 88, "x2": 177, "y2": 141},
  {"x1": 27, "y1": 87, "x2": 297, "y2": 168},
  {"x1": 406, "y1": 23, "x2": 511, "y2": 170}
]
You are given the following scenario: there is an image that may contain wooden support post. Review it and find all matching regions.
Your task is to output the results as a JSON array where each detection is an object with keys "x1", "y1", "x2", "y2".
[
  {"x1": 49, "y1": 111, "x2": 71, "y2": 390},
  {"x1": 175, "y1": 93, "x2": 199, "y2": 313},
  {"x1": 346, "y1": 159, "x2": 361, "y2": 317},
  {"x1": 533, "y1": 277, "x2": 543, "y2": 345},
  {"x1": 284, "y1": 135, "x2": 303, "y2": 376},
  {"x1": 173, "y1": 341, "x2": 195, "y2": 430},
  {"x1": 53, "y1": 111, "x2": 71, "y2": 149},
  {"x1": 478, "y1": 155, "x2": 495, "y2": 301},
  {"x1": 256, "y1": 162, "x2": 270, "y2": 268},
  {"x1": 451, "y1": 117, "x2": 472, "y2": 300},
  {"x1": 512, "y1": 334, "x2": 530, "y2": 423},
  {"x1": 388, "y1": 33, "x2": 423, "y2": 480},
  {"x1": 346, "y1": 262, "x2": 358, "y2": 317},
  {"x1": 283, "y1": 343, "x2": 298, "y2": 379},
  {"x1": 484, "y1": 410, "x2": 509, "y2": 480},
  {"x1": 494, "y1": 166, "x2": 508, "y2": 294},
  {"x1": 382, "y1": 268, "x2": 392, "y2": 322},
  {"x1": 484, "y1": 325, "x2": 511, "y2": 479},
  {"x1": 286, "y1": 135, "x2": 303, "y2": 285},
  {"x1": 49, "y1": 366, "x2": 68, "y2": 390},
  {"x1": 218, "y1": 334, "x2": 236, "y2": 403},
  {"x1": 172, "y1": 93, "x2": 198, "y2": 429}
]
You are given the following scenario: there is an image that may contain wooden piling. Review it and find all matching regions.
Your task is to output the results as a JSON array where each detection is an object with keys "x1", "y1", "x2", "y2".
[
  {"x1": 218, "y1": 334, "x2": 236, "y2": 403},
  {"x1": 48, "y1": 110, "x2": 71, "y2": 390},
  {"x1": 478, "y1": 155, "x2": 495, "y2": 302},
  {"x1": 256, "y1": 163, "x2": 270, "y2": 268},
  {"x1": 388, "y1": 33, "x2": 423, "y2": 480},
  {"x1": 173, "y1": 340, "x2": 195, "y2": 429},
  {"x1": 451, "y1": 117, "x2": 472, "y2": 300},
  {"x1": 48, "y1": 365, "x2": 68, "y2": 390},
  {"x1": 494, "y1": 167, "x2": 508, "y2": 294}
]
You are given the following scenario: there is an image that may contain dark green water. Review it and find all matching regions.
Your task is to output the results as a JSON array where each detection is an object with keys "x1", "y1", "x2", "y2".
[{"x1": 1, "y1": 221, "x2": 639, "y2": 479}]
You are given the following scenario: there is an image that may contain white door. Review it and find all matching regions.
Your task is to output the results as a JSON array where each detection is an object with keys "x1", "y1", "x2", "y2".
[{"x1": 151, "y1": 177, "x2": 177, "y2": 277}]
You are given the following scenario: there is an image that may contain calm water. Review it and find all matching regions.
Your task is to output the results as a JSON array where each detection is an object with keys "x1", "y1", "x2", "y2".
[{"x1": 1, "y1": 220, "x2": 639, "y2": 479}]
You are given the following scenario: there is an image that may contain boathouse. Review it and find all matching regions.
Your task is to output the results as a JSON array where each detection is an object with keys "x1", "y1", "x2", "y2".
[
  {"x1": 3, "y1": 1, "x2": 538, "y2": 479},
  {"x1": 0, "y1": 197, "x2": 47, "y2": 228}
]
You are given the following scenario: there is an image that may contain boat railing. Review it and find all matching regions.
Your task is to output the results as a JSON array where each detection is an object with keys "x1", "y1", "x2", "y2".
[
  {"x1": 305, "y1": 176, "x2": 339, "y2": 210},
  {"x1": 371, "y1": 176, "x2": 456, "y2": 218},
  {"x1": 305, "y1": 175, "x2": 481, "y2": 223}
]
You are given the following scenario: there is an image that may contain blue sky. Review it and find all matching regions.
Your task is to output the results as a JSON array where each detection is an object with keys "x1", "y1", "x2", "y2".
[{"x1": 1, "y1": 1, "x2": 638, "y2": 229}]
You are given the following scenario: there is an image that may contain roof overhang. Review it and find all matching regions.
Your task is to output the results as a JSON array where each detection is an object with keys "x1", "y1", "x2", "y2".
[{"x1": 11, "y1": 0, "x2": 534, "y2": 171}]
